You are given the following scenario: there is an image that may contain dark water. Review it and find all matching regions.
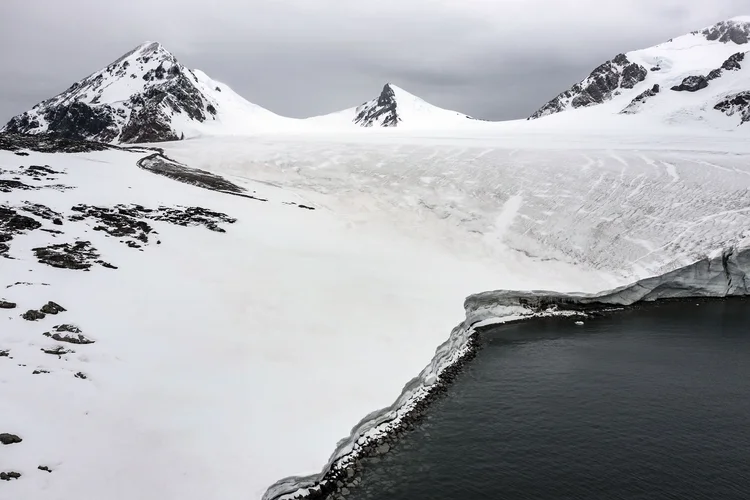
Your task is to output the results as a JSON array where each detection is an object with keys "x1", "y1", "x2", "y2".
[{"x1": 350, "y1": 300, "x2": 750, "y2": 500}]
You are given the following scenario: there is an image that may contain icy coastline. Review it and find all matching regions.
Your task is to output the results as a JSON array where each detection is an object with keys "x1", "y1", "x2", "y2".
[{"x1": 265, "y1": 241, "x2": 750, "y2": 500}]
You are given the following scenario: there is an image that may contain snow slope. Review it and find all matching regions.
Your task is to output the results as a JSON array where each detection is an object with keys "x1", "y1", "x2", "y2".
[
  {"x1": 307, "y1": 83, "x2": 480, "y2": 129},
  {"x1": 4, "y1": 118, "x2": 750, "y2": 500},
  {"x1": 2, "y1": 42, "x2": 293, "y2": 143},
  {"x1": 529, "y1": 17, "x2": 750, "y2": 129}
]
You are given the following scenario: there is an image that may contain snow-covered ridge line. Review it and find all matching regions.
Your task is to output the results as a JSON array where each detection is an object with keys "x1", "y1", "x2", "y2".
[{"x1": 265, "y1": 240, "x2": 750, "y2": 500}]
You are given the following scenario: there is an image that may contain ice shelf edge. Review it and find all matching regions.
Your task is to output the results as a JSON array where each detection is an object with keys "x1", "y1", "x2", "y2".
[{"x1": 263, "y1": 241, "x2": 750, "y2": 500}]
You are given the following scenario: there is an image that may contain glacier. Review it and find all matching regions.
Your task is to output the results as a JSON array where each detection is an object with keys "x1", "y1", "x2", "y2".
[{"x1": 4, "y1": 15, "x2": 750, "y2": 500}]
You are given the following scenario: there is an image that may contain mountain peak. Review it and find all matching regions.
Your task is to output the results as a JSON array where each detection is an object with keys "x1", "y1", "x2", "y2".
[
  {"x1": 695, "y1": 17, "x2": 750, "y2": 44},
  {"x1": 2, "y1": 40, "x2": 279, "y2": 143}
]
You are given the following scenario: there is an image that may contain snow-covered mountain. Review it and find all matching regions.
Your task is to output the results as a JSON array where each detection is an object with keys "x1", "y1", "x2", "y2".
[
  {"x1": 2, "y1": 42, "x2": 289, "y2": 143},
  {"x1": 307, "y1": 83, "x2": 479, "y2": 129},
  {"x1": 529, "y1": 17, "x2": 750, "y2": 127}
]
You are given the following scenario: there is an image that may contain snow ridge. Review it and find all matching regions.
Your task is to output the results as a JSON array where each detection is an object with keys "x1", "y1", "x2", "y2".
[
  {"x1": 529, "y1": 17, "x2": 750, "y2": 127},
  {"x1": 2, "y1": 42, "x2": 285, "y2": 143}
]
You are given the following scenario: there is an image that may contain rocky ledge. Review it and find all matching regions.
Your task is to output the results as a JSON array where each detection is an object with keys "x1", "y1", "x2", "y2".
[{"x1": 265, "y1": 240, "x2": 750, "y2": 500}]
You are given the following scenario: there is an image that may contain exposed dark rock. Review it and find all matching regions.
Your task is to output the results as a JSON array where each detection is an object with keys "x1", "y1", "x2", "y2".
[
  {"x1": 530, "y1": 54, "x2": 647, "y2": 118},
  {"x1": 620, "y1": 63, "x2": 648, "y2": 89},
  {"x1": 697, "y1": 20, "x2": 750, "y2": 44},
  {"x1": 22, "y1": 309, "x2": 46, "y2": 321},
  {"x1": 21, "y1": 202, "x2": 63, "y2": 221},
  {"x1": 75, "y1": 372, "x2": 88, "y2": 380},
  {"x1": 26, "y1": 164, "x2": 60, "y2": 177},
  {"x1": 41, "y1": 346, "x2": 73, "y2": 357},
  {"x1": 38, "y1": 466, "x2": 52, "y2": 473},
  {"x1": 354, "y1": 84, "x2": 400, "y2": 127},
  {"x1": 715, "y1": 91, "x2": 750, "y2": 123},
  {"x1": 1, "y1": 42, "x2": 229, "y2": 144},
  {"x1": 71, "y1": 204, "x2": 154, "y2": 243},
  {"x1": 32, "y1": 369, "x2": 50, "y2": 375},
  {"x1": 8, "y1": 101, "x2": 120, "y2": 143},
  {"x1": 620, "y1": 84, "x2": 661, "y2": 114},
  {"x1": 33, "y1": 241, "x2": 106, "y2": 270},
  {"x1": 1, "y1": 206, "x2": 43, "y2": 255},
  {"x1": 0, "y1": 471, "x2": 21, "y2": 481},
  {"x1": 0, "y1": 350, "x2": 8, "y2": 357},
  {"x1": 722, "y1": 51, "x2": 745, "y2": 70},
  {"x1": 40, "y1": 301, "x2": 66, "y2": 315},
  {"x1": 0, "y1": 179, "x2": 39, "y2": 193},
  {"x1": 0, "y1": 433, "x2": 22, "y2": 445},
  {"x1": 0, "y1": 132, "x2": 112, "y2": 153},
  {"x1": 0, "y1": 300, "x2": 16, "y2": 309},
  {"x1": 671, "y1": 75, "x2": 709, "y2": 92},
  {"x1": 43, "y1": 324, "x2": 94, "y2": 345},
  {"x1": 137, "y1": 153, "x2": 265, "y2": 200},
  {"x1": 70, "y1": 203, "x2": 236, "y2": 246}
]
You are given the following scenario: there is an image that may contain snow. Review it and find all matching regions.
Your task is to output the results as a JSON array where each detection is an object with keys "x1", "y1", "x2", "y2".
[
  {"x1": 305, "y1": 83, "x2": 477, "y2": 130},
  {"x1": 4, "y1": 120, "x2": 750, "y2": 500},
  {"x1": 5, "y1": 16, "x2": 750, "y2": 500}
]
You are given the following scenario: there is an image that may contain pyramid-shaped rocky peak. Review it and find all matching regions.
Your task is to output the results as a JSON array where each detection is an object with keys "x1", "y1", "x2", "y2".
[
  {"x1": 3, "y1": 41, "x2": 227, "y2": 143},
  {"x1": 354, "y1": 84, "x2": 400, "y2": 127}
]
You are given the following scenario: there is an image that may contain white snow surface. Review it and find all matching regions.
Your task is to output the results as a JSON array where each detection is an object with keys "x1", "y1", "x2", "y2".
[
  {"x1": 3, "y1": 124, "x2": 750, "y2": 499},
  {"x1": 306, "y1": 84, "x2": 476, "y2": 130},
  {"x1": 531, "y1": 18, "x2": 750, "y2": 127}
]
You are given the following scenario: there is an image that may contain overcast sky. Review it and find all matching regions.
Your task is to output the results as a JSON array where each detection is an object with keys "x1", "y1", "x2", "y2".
[{"x1": 2, "y1": 0, "x2": 750, "y2": 122}]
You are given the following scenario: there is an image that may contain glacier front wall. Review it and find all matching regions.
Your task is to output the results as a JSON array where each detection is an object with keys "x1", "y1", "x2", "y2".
[{"x1": 264, "y1": 241, "x2": 750, "y2": 500}]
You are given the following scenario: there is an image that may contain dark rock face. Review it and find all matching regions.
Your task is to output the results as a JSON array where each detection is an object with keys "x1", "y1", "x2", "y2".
[
  {"x1": 69, "y1": 203, "x2": 237, "y2": 246},
  {"x1": 707, "y1": 52, "x2": 746, "y2": 82},
  {"x1": 41, "y1": 301, "x2": 66, "y2": 315},
  {"x1": 0, "y1": 471, "x2": 21, "y2": 481},
  {"x1": 137, "y1": 153, "x2": 251, "y2": 196},
  {"x1": 722, "y1": 51, "x2": 745, "y2": 70},
  {"x1": 43, "y1": 324, "x2": 94, "y2": 345},
  {"x1": 22, "y1": 309, "x2": 46, "y2": 321},
  {"x1": 38, "y1": 466, "x2": 52, "y2": 473},
  {"x1": 0, "y1": 433, "x2": 22, "y2": 445},
  {"x1": 671, "y1": 52, "x2": 745, "y2": 95},
  {"x1": 671, "y1": 75, "x2": 709, "y2": 92},
  {"x1": 21, "y1": 203, "x2": 63, "y2": 222},
  {"x1": 354, "y1": 84, "x2": 400, "y2": 127},
  {"x1": 41, "y1": 346, "x2": 73, "y2": 357},
  {"x1": 1, "y1": 206, "x2": 43, "y2": 254},
  {"x1": 2, "y1": 43, "x2": 222, "y2": 144},
  {"x1": 620, "y1": 84, "x2": 660, "y2": 114},
  {"x1": 530, "y1": 54, "x2": 648, "y2": 118},
  {"x1": 6, "y1": 101, "x2": 120, "y2": 143},
  {"x1": 697, "y1": 20, "x2": 750, "y2": 44},
  {"x1": 33, "y1": 241, "x2": 110, "y2": 270},
  {"x1": 0, "y1": 300, "x2": 16, "y2": 309},
  {"x1": 715, "y1": 91, "x2": 750, "y2": 124},
  {"x1": 0, "y1": 132, "x2": 111, "y2": 153}
]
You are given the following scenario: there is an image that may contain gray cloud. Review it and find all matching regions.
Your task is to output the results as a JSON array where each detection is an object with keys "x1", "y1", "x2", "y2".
[{"x1": 2, "y1": 0, "x2": 750, "y2": 122}]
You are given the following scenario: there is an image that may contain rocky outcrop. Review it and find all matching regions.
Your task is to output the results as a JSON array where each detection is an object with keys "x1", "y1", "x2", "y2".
[
  {"x1": 696, "y1": 19, "x2": 750, "y2": 45},
  {"x1": 671, "y1": 52, "x2": 744, "y2": 93},
  {"x1": 671, "y1": 75, "x2": 709, "y2": 92},
  {"x1": 354, "y1": 84, "x2": 400, "y2": 127},
  {"x1": 529, "y1": 53, "x2": 647, "y2": 119},
  {"x1": 620, "y1": 84, "x2": 660, "y2": 114},
  {"x1": 264, "y1": 241, "x2": 750, "y2": 500},
  {"x1": 715, "y1": 91, "x2": 750, "y2": 124}
]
